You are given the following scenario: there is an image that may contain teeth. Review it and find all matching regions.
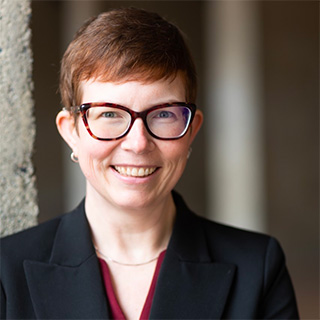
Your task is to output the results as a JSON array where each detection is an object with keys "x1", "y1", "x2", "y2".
[{"x1": 114, "y1": 166, "x2": 156, "y2": 177}]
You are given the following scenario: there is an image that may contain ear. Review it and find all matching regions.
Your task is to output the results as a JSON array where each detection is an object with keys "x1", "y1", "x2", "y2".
[
  {"x1": 189, "y1": 109, "x2": 203, "y2": 144},
  {"x1": 56, "y1": 110, "x2": 79, "y2": 152}
]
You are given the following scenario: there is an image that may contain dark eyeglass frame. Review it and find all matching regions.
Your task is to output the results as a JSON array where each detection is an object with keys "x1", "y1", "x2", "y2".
[{"x1": 64, "y1": 102, "x2": 197, "y2": 141}]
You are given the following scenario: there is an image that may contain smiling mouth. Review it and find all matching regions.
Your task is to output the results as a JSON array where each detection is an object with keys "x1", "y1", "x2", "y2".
[{"x1": 113, "y1": 166, "x2": 158, "y2": 177}]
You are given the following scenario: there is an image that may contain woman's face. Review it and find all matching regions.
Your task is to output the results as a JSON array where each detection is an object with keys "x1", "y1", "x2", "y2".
[{"x1": 58, "y1": 75, "x2": 203, "y2": 211}]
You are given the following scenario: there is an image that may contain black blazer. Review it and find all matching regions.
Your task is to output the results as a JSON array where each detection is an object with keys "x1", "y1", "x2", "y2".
[{"x1": 1, "y1": 192, "x2": 299, "y2": 319}]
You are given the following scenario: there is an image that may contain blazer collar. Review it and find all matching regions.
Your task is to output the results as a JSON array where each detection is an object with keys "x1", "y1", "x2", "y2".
[
  {"x1": 24, "y1": 200, "x2": 110, "y2": 319},
  {"x1": 48, "y1": 192, "x2": 213, "y2": 266},
  {"x1": 149, "y1": 191, "x2": 236, "y2": 319},
  {"x1": 169, "y1": 191, "x2": 213, "y2": 262},
  {"x1": 49, "y1": 200, "x2": 95, "y2": 266}
]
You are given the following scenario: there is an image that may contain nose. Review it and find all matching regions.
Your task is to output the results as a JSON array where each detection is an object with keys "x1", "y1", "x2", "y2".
[{"x1": 120, "y1": 119, "x2": 155, "y2": 154}]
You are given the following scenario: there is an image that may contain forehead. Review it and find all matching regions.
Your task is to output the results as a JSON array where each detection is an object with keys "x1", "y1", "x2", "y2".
[{"x1": 80, "y1": 74, "x2": 187, "y2": 108}]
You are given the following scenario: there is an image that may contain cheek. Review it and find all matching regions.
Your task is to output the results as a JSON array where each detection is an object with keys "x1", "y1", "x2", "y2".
[
  {"x1": 76, "y1": 124, "x2": 116, "y2": 158},
  {"x1": 159, "y1": 143, "x2": 189, "y2": 191},
  {"x1": 162, "y1": 141, "x2": 189, "y2": 169},
  {"x1": 76, "y1": 137, "x2": 118, "y2": 174}
]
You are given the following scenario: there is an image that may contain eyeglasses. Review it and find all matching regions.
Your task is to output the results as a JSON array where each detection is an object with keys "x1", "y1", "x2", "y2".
[{"x1": 64, "y1": 102, "x2": 197, "y2": 140}]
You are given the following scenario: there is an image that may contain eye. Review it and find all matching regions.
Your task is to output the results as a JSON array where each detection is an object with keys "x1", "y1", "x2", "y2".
[
  {"x1": 101, "y1": 111, "x2": 118, "y2": 118},
  {"x1": 87, "y1": 107, "x2": 128, "y2": 122},
  {"x1": 155, "y1": 110, "x2": 174, "y2": 118}
]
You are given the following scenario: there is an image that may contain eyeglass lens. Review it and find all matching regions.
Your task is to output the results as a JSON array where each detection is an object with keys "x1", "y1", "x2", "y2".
[{"x1": 85, "y1": 105, "x2": 192, "y2": 139}]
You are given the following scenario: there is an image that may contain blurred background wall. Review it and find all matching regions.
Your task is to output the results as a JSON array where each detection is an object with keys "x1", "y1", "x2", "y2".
[{"x1": 31, "y1": 1, "x2": 318, "y2": 318}]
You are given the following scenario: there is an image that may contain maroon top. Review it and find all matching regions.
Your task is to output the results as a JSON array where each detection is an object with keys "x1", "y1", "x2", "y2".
[{"x1": 98, "y1": 250, "x2": 166, "y2": 320}]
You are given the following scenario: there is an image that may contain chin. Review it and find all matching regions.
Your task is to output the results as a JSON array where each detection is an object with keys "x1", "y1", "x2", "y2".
[{"x1": 109, "y1": 189, "x2": 158, "y2": 210}]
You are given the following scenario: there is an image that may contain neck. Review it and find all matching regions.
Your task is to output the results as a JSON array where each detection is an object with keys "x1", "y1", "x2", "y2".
[{"x1": 85, "y1": 186, "x2": 175, "y2": 264}]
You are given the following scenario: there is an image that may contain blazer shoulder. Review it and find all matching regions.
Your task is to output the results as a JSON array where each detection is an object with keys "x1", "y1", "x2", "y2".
[
  {"x1": 195, "y1": 214, "x2": 284, "y2": 263},
  {"x1": 174, "y1": 191, "x2": 279, "y2": 262},
  {"x1": 200, "y1": 215, "x2": 271, "y2": 243},
  {"x1": 1, "y1": 200, "x2": 86, "y2": 266},
  {"x1": 1, "y1": 214, "x2": 64, "y2": 264}
]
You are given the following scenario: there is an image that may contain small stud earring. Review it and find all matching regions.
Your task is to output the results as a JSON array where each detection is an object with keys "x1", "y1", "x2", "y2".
[
  {"x1": 70, "y1": 152, "x2": 79, "y2": 163},
  {"x1": 187, "y1": 147, "x2": 192, "y2": 159}
]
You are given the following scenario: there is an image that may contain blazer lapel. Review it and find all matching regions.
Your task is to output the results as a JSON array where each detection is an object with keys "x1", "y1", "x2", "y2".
[
  {"x1": 149, "y1": 249, "x2": 235, "y2": 319},
  {"x1": 150, "y1": 192, "x2": 236, "y2": 319},
  {"x1": 23, "y1": 202, "x2": 110, "y2": 319}
]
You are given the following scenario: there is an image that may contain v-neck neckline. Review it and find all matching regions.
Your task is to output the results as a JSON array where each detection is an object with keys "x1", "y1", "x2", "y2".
[{"x1": 98, "y1": 250, "x2": 166, "y2": 320}]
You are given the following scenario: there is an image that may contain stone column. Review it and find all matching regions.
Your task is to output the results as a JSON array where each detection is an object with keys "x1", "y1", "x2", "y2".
[
  {"x1": 0, "y1": 0, "x2": 38, "y2": 236},
  {"x1": 204, "y1": 1, "x2": 265, "y2": 231}
]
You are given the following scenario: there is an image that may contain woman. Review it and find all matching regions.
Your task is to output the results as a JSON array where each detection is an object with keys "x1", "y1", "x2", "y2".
[{"x1": 1, "y1": 7, "x2": 299, "y2": 319}]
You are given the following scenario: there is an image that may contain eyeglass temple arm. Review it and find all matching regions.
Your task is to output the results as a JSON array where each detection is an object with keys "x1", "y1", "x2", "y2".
[{"x1": 62, "y1": 106, "x2": 81, "y2": 113}]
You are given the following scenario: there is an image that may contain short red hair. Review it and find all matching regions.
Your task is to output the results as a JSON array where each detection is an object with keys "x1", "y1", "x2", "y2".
[{"x1": 60, "y1": 7, "x2": 197, "y2": 109}]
